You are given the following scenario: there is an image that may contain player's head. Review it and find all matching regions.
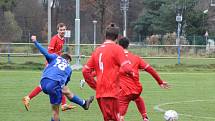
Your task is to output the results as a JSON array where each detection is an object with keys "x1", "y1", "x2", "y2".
[
  {"x1": 57, "y1": 23, "x2": 66, "y2": 38},
  {"x1": 118, "y1": 37, "x2": 130, "y2": 49},
  {"x1": 61, "y1": 53, "x2": 72, "y2": 63},
  {"x1": 105, "y1": 23, "x2": 119, "y2": 41}
]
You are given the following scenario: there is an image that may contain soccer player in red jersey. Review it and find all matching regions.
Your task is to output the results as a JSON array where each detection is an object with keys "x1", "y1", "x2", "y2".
[
  {"x1": 117, "y1": 37, "x2": 170, "y2": 121},
  {"x1": 22, "y1": 23, "x2": 76, "y2": 111},
  {"x1": 82, "y1": 23, "x2": 136, "y2": 121}
]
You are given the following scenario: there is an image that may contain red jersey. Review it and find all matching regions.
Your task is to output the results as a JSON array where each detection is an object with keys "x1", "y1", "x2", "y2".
[
  {"x1": 83, "y1": 41, "x2": 132, "y2": 98},
  {"x1": 48, "y1": 34, "x2": 64, "y2": 56},
  {"x1": 119, "y1": 50, "x2": 149, "y2": 96}
]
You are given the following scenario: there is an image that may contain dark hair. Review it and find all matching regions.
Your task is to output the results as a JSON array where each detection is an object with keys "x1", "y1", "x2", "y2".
[
  {"x1": 118, "y1": 37, "x2": 130, "y2": 49},
  {"x1": 57, "y1": 23, "x2": 66, "y2": 30},
  {"x1": 105, "y1": 23, "x2": 119, "y2": 41},
  {"x1": 61, "y1": 53, "x2": 72, "y2": 62}
]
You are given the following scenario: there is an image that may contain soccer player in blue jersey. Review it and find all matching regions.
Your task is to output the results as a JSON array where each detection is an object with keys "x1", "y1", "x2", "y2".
[{"x1": 31, "y1": 36, "x2": 94, "y2": 121}]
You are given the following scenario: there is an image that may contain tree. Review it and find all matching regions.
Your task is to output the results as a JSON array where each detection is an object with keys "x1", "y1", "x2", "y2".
[
  {"x1": 81, "y1": 0, "x2": 121, "y2": 41},
  {"x1": 0, "y1": 11, "x2": 22, "y2": 42},
  {"x1": 133, "y1": 0, "x2": 201, "y2": 43},
  {"x1": 185, "y1": 10, "x2": 206, "y2": 45},
  {"x1": 14, "y1": 0, "x2": 47, "y2": 42},
  {"x1": 133, "y1": 0, "x2": 168, "y2": 38},
  {"x1": 0, "y1": 0, "x2": 16, "y2": 12}
]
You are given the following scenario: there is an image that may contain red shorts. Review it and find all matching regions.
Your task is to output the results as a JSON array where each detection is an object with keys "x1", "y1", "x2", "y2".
[
  {"x1": 119, "y1": 90, "x2": 141, "y2": 116},
  {"x1": 97, "y1": 97, "x2": 120, "y2": 121}
]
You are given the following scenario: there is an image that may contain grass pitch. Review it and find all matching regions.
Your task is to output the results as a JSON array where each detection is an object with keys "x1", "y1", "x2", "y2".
[{"x1": 0, "y1": 70, "x2": 215, "y2": 121}]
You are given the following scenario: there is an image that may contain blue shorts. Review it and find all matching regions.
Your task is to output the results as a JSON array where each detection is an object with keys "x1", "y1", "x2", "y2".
[{"x1": 40, "y1": 78, "x2": 62, "y2": 105}]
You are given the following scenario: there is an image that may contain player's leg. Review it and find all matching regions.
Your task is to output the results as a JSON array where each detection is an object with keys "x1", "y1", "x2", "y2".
[
  {"x1": 51, "y1": 104, "x2": 60, "y2": 121},
  {"x1": 134, "y1": 96, "x2": 149, "y2": 121},
  {"x1": 97, "y1": 97, "x2": 120, "y2": 121},
  {"x1": 119, "y1": 92, "x2": 132, "y2": 121},
  {"x1": 40, "y1": 78, "x2": 62, "y2": 121},
  {"x1": 61, "y1": 95, "x2": 66, "y2": 106},
  {"x1": 62, "y1": 86, "x2": 94, "y2": 110},
  {"x1": 28, "y1": 85, "x2": 42, "y2": 99},
  {"x1": 61, "y1": 95, "x2": 76, "y2": 111},
  {"x1": 22, "y1": 84, "x2": 42, "y2": 111}
]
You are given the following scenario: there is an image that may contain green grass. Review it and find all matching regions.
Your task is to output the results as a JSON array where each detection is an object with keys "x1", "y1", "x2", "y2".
[
  {"x1": 1, "y1": 54, "x2": 215, "y2": 66},
  {"x1": 1, "y1": 56, "x2": 215, "y2": 72},
  {"x1": 0, "y1": 70, "x2": 215, "y2": 121}
]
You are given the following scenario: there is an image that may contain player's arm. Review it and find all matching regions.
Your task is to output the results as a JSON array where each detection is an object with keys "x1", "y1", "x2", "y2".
[
  {"x1": 140, "y1": 58, "x2": 169, "y2": 89},
  {"x1": 82, "y1": 56, "x2": 97, "y2": 90},
  {"x1": 65, "y1": 71, "x2": 72, "y2": 86},
  {"x1": 116, "y1": 47, "x2": 137, "y2": 78},
  {"x1": 91, "y1": 71, "x2": 96, "y2": 77},
  {"x1": 82, "y1": 65, "x2": 97, "y2": 90},
  {"x1": 31, "y1": 36, "x2": 56, "y2": 63},
  {"x1": 120, "y1": 62, "x2": 139, "y2": 81},
  {"x1": 121, "y1": 61, "x2": 133, "y2": 74}
]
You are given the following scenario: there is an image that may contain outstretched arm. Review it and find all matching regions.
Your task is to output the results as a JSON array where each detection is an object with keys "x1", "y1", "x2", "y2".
[
  {"x1": 145, "y1": 65, "x2": 169, "y2": 89},
  {"x1": 31, "y1": 36, "x2": 56, "y2": 63}
]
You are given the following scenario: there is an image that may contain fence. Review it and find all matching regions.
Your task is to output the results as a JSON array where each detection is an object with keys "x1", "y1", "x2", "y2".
[
  {"x1": 0, "y1": 43, "x2": 215, "y2": 65},
  {"x1": 0, "y1": 43, "x2": 214, "y2": 56}
]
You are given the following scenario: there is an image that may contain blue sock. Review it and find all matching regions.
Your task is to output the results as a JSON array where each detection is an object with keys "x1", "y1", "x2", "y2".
[
  {"x1": 51, "y1": 118, "x2": 60, "y2": 121},
  {"x1": 69, "y1": 95, "x2": 85, "y2": 106}
]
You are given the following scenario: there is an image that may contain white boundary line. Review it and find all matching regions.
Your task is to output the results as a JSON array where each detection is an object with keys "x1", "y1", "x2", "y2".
[
  {"x1": 159, "y1": 72, "x2": 215, "y2": 75},
  {"x1": 154, "y1": 99, "x2": 215, "y2": 119}
]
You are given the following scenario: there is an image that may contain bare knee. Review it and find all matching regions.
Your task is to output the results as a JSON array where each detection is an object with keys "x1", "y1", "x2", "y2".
[
  {"x1": 120, "y1": 116, "x2": 125, "y2": 121},
  {"x1": 62, "y1": 86, "x2": 74, "y2": 99}
]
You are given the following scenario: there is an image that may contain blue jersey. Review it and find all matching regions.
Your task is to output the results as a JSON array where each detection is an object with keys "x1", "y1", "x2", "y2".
[{"x1": 34, "y1": 41, "x2": 72, "y2": 87}]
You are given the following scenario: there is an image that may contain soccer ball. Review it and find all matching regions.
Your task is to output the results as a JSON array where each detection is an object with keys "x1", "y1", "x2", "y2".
[{"x1": 164, "y1": 110, "x2": 178, "y2": 121}]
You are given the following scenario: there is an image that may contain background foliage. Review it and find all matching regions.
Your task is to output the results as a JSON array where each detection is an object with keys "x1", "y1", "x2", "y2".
[{"x1": 0, "y1": 0, "x2": 214, "y2": 45}]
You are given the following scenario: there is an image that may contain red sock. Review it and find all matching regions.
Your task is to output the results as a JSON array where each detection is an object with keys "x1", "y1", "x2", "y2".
[
  {"x1": 61, "y1": 95, "x2": 66, "y2": 106},
  {"x1": 135, "y1": 96, "x2": 147, "y2": 118},
  {"x1": 28, "y1": 86, "x2": 42, "y2": 100}
]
